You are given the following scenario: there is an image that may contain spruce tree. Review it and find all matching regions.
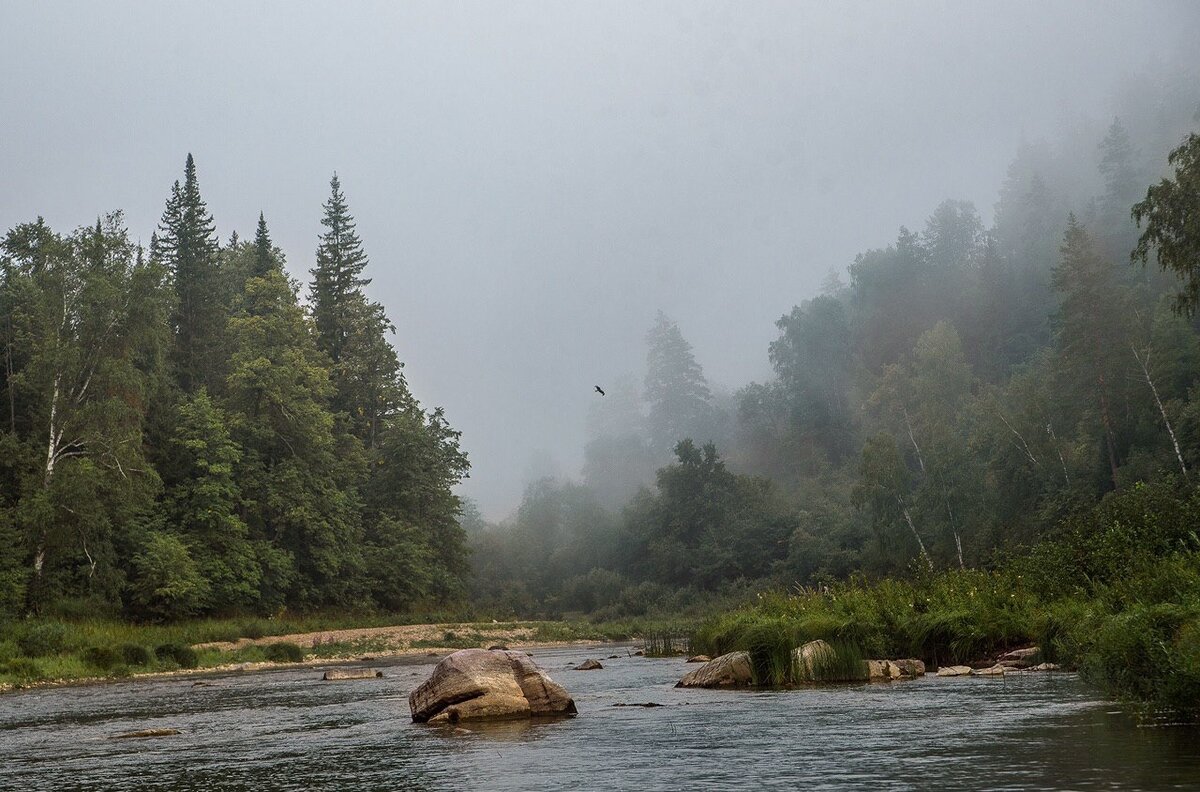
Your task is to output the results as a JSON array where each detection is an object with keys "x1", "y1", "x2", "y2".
[
  {"x1": 252, "y1": 212, "x2": 273, "y2": 279},
  {"x1": 644, "y1": 311, "x2": 714, "y2": 455},
  {"x1": 1052, "y1": 216, "x2": 1133, "y2": 490},
  {"x1": 310, "y1": 174, "x2": 369, "y2": 364},
  {"x1": 155, "y1": 154, "x2": 223, "y2": 393}
]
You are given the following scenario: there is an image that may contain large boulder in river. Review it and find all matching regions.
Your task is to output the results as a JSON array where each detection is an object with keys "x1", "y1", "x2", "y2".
[
  {"x1": 409, "y1": 649, "x2": 576, "y2": 724},
  {"x1": 676, "y1": 651, "x2": 753, "y2": 688}
]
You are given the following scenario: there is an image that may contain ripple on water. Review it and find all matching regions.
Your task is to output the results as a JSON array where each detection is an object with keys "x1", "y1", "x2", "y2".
[{"x1": 2, "y1": 648, "x2": 1199, "y2": 791}]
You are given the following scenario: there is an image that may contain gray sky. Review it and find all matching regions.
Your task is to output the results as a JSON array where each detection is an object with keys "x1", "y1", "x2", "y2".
[{"x1": 3, "y1": 1, "x2": 1199, "y2": 517}]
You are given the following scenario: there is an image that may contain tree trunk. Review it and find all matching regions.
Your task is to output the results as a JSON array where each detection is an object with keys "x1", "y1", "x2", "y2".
[
  {"x1": 1131, "y1": 344, "x2": 1188, "y2": 479},
  {"x1": 1096, "y1": 372, "x2": 1120, "y2": 489}
]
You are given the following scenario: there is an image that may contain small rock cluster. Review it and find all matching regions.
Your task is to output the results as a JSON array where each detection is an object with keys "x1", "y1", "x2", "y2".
[{"x1": 946, "y1": 647, "x2": 1060, "y2": 677}]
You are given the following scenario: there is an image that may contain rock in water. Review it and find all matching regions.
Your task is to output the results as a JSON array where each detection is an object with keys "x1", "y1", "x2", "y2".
[
  {"x1": 793, "y1": 640, "x2": 836, "y2": 680},
  {"x1": 936, "y1": 665, "x2": 973, "y2": 677},
  {"x1": 676, "y1": 651, "x2": 753, "y2": 688},
  {"x1": 573, "y1": 659, "x2": 603, "y2": 671},
  {"x1": 685, "y1": 655, "x2": 710, "y2": 663},
  {"x1": 866, "y1": 658, "x2": 926, "y2": 681},
  {"x1": 113, "y1": 728, "x2": 181, "y2": 739},
  {"x1": 409, "y1": 649, "x2": 576, "y2": 724},
  {"x1": 322, "y1": 668, "x2": 383, "y2": 681},
  {"x1": 972, "y1": 665, "x2": 1007, "y2": 676}
]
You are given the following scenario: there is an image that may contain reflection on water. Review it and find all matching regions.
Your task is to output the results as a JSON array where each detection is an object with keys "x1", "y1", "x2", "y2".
[{"x1": 2, "y1": 645, "x2": 1199, "y2": 791}]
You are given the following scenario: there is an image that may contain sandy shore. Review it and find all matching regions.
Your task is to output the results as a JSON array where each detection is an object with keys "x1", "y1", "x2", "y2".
[{"x1": 1, "y1": 622, "x2": 624, "y2": 694}]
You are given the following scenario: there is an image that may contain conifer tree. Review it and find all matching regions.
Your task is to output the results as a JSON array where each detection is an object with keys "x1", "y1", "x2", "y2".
[
  {"x1": 1052, "y1": 216, "x2": 1133, "y2": 489},
  {"x1": 644, "y1": 312, "x2": 714, "y2": 455},
  {"x1": 310, "y1": 174, "x2": 369, "y2": 364},
  {"x1": 155, "y1": 154, "x2": 223, "y2": 393},
  {"x1": 252, "y1": 212, "x2": 273, "y2": 279}
]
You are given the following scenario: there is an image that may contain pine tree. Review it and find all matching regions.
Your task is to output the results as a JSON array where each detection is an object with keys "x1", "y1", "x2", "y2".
[{"x1": 155, "y1": 154, "x2": 223, "y2": 393}]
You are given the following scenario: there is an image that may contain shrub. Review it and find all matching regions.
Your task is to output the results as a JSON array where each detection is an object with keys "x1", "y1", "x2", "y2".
[
  {"x1": 239, "y1": 620, "x2": 270, "y2": 640},
  {"x1": 17, "y1": 621, "x2": 68, "y2": 657},
  {"x1": 81, "y1": 646, "x2": 121, "y2": 670},
  {"x1": 2, "y1": 657, "x2": 43, "y2": 681},
  {"x1": 119, "y1": 644, "x2": 154, "y2": 666},
  {"x1": 263, "y1": 642, "x2": 305, "y2": 663},
  {"x1": 155, "y1": 643, "x2": 199, "y2": 669}
]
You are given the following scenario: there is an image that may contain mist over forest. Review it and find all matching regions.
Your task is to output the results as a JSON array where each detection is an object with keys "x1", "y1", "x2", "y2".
[
  {"x1": 3, "y1": 2, "x2": 1200, "y2": 710},
  {"x1": 467, "y1": 69, "x2": 1200, "y2": 617}
]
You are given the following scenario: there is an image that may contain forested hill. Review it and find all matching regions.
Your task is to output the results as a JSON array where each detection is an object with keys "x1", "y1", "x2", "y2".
[
  {"x1": 472, "y1": 96, "x2": 1200, "y2": 619},
  {"x1": 0, "y1": 157, "x2": 468, "y2": 620}
]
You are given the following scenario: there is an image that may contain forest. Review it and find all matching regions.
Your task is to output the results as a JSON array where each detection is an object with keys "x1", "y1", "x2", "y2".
[
  {"x1": 468, "y1": 80, "x2": 1200, "y2": 631},
  {"x1": 3, "y1": 75, "x2": 1200, "y2": 713},
  {"x1": 0, "y1": 160, "x2": 469, "y2": 621}
]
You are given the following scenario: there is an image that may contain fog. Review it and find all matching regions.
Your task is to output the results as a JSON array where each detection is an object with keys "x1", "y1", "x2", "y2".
[{"x1": 3, "y1": 0, "x2": 1199, "y2": 518}]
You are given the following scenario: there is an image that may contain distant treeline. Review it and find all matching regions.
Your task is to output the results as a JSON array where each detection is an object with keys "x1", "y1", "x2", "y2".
[
  {"x1": 472, "y1": 83, "x2": 1200, "y2": 619},
  {"x1": 0, "y1": 157, "x2": 468, "y2": 621}
]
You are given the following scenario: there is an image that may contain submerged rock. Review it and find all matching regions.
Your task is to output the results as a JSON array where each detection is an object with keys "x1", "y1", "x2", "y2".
[
  {"x1": 676, "y1": 651, "x2": 753, "y2": 688},
  {"x1": 573, "y1": 659, "x2": 603, "y2": 671},
  {"x1": 972, "y1": 665, "x2": 1007, "y2": 676},
  {"x1": 409, "y1": 649, "x2": 576, "y2": 724},
  {"x1": 1030, "y1": 662, "x2": 1060, "y2": 672},
  {"x1": 322, "y1": 667, "x2": 382, "y2": 681},
  {"x1": 936, "y1": 665, "x2": 973, "y2": 677},
  {"x1": 685, "y1": 655, "x2": 710, "y2": 663},
  {"x1": 113, "y1": 728, "x2": 181, "y2": 739}
]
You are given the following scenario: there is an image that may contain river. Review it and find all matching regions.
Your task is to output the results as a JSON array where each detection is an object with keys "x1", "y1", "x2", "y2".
[{"x1": 3, "y1": 645, "x2": 1198, "y2": 790}]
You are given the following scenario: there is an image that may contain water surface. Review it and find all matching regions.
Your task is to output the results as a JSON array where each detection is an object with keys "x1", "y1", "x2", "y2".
[{"x1": 3, "y1": 645, "x2": 1198, "y2": 790}]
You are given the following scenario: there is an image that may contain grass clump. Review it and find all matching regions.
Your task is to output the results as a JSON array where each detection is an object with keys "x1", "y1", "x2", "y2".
[
  {"x1": 119, "y1": 644, "x2": 154, "y2": 667},
  {"x1": 16, "y1": 621, "x2": 69, "y2": 657},
  {"x1": 81, "y1": 646, "x2": 121, "y2": 670},
  {"x1": 155, "y1": 643, "x2": 199, "y2": 669},
  {"x1": 262, "y1": 642, "x2": 306, "y2": 663}
]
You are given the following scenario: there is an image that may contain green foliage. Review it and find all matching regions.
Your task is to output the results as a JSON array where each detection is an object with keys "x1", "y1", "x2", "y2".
[
  {"x1": 118, "y1": 643, "x2": 153, "y2": 666},
  {"x1": 1133, "y1": 132, "x2": 1200, "y2": 315},
  {"x1": 262, "y1": 642, "x2": 305, "y2": 663},
  {"x1": 129, "y1": 533, "x2": 209, "y2": 620},
  {"x1": 81, "y1": 646, "x2": 120, "y2": 670},
  {"x1": 16, "y1": 621, "x2": 68, "y2": 657},
  {"x1": 154, "y1": 643, "x2": 199, "y2": 669}
]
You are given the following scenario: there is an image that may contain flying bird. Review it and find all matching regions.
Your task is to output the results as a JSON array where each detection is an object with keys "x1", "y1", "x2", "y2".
[{"x1": 594, "y1": 385, "x2": 606, "y2": 396}]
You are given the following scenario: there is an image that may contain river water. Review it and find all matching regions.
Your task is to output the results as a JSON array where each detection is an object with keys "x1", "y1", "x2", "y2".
[{"x1": 3, "y1": 645, "x2": 1198, "y2": 791}]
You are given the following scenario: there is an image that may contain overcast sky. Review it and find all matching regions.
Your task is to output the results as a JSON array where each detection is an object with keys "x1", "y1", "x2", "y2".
[{"x1": 3, "y1": 1, "x2": 1200, "y2": 517}]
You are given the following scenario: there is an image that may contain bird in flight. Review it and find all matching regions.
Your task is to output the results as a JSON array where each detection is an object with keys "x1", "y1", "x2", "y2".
[{"x1": 594, "y1": 385, "x2": 606, "y2": 396}]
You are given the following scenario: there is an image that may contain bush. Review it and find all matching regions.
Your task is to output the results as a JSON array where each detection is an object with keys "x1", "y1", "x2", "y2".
[
  {"x1": 119, "y1": 644, "x2": 154, "y2": 666},
  {"x1": 263, "y1": 642, "x2": 305, "y2": 663},
  {"x1": 81, "y1": 646, "x2": 120, "y2": 670},
  {"x1": 17, "y1": 621, "x2": 68, "y2": 657},
  {"x1": 155, "y1": 643, "x2": 199, "y2": 669},
  {"x1": 239, "y1": 619, "x2": 270, "y2": 640},
  {"x1": 2, "y1": 657, "x2": 44, "y2": 681}
]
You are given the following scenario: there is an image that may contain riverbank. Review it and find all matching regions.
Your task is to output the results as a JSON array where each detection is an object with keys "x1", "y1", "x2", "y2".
[
  {"x1": 0, "y1": 617, "x2": 644, "y2": 693},
  {"x1": 687, "y1": 491, "x2": 1200, "y2": 721}
]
